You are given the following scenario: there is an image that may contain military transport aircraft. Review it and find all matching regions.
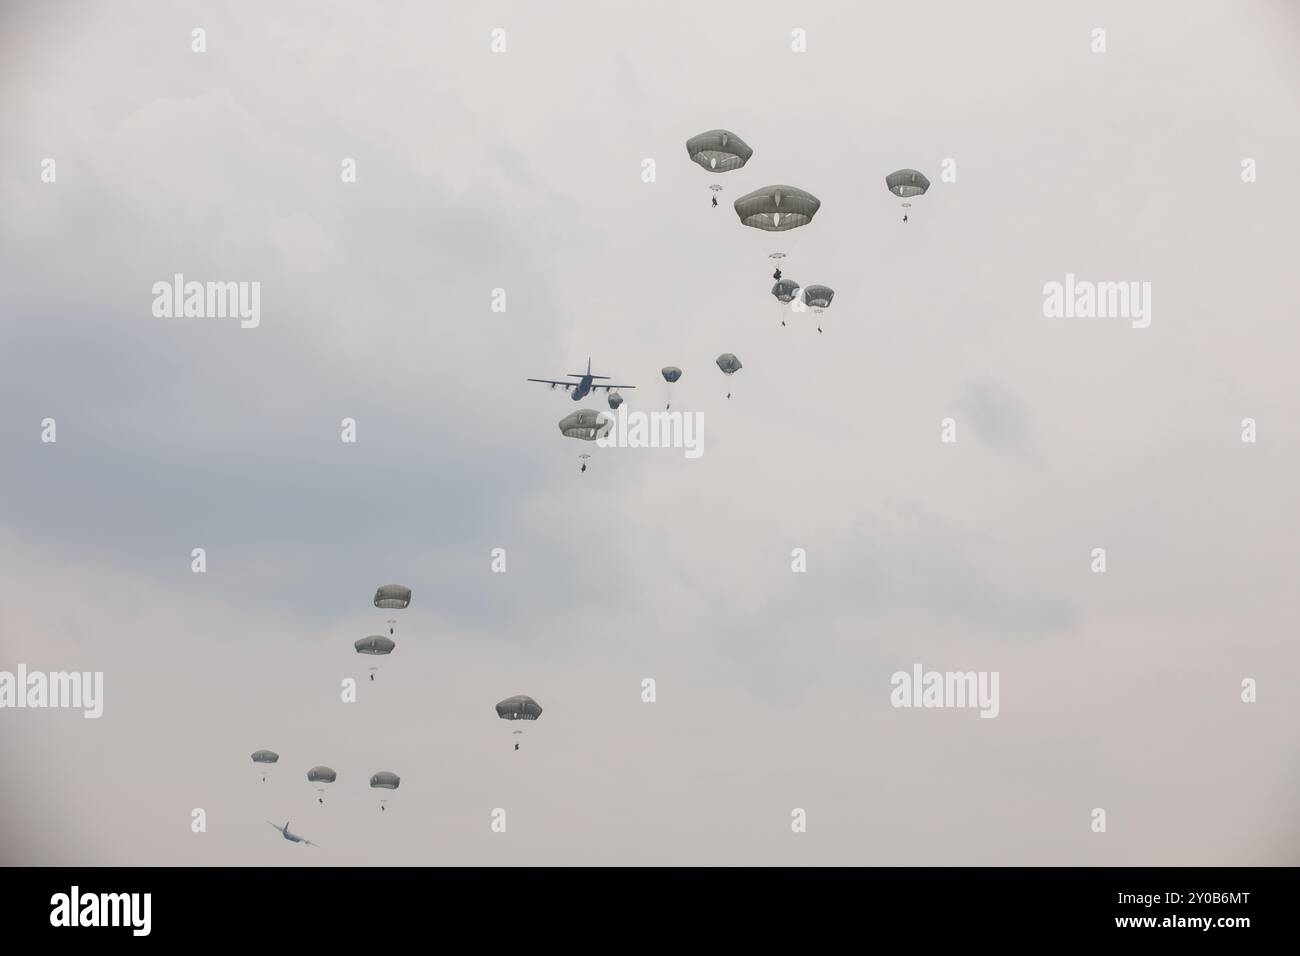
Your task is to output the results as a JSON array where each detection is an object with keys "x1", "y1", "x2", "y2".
[
  {"x1": 527, "y1": 358, "x2": 636, "y2": 401},
  {"x1": 267, "y1": 820, "x2": 320, "y2": 847}
]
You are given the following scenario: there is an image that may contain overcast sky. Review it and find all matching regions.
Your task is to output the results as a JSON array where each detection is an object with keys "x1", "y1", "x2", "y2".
[{"x1": 2, "y1": 0, "x2": 1299, "y2": 865}]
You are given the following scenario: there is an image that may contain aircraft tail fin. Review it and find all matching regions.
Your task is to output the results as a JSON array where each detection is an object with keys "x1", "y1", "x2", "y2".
[{"x1": 569, "y1": 357, "x2": 610, "y2": 379}]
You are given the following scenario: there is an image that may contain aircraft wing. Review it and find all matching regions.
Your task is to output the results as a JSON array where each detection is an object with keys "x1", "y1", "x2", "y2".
[
  {"x1": 526, "y1": 378, "x2": 575, "y2": 387},
  {"x1": 600, "y1": 384, "x2": 636, "y2": 390}
]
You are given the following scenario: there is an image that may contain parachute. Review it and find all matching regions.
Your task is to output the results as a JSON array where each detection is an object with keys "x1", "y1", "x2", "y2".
[
  {"x1": 306, "y1": 766, "x2": 337, "y2": 805},
  {"x1": 885, "y1": 168, "x2": 930, "y2": 197},
  {"x1": 355, "y1": 634, "x2": 395, "y2": 681},
  {"x1": 558, "y1": 409, "x2": 610, "y2": 441},
  {"x1": 687, "y1": 130, "x2": 753, "y2": 206},
  {"x1": 496, "y1": 695, "x2": 543, "y2": 720},
  {"x1": 373, "y1": 585, "x2": 411, "y2": 610},
  {"x1": 733, "y1": 185, "x2": 820, "y2": 232},
  {"x1": 369, "y1": 771, "x2": 400, "y2": 811},
  {"x1": 716, "y1": 353, "x2": 742, "y2": 399},
  {"x1": 607, "y1": 390, "x2": 624, "y2": 410},
  {"x1": 802, "y1": 285, "x2": 834, "y2": 308},
  {"x1": 772, "y1": 279, "x2": 801, "y2": 303},
  {"x1": 802, "y1": 284, "x2": 834, "y2": 333},
  {"x1": 661, "y1": 366, "x2": 682, "y2": 409},
  {"x1": 373, "y1": 585, "x2": 410, "y2": 641},
  {"x1": 736, "y1": 187, "x2": 819, "y2": 279},
  {"x1": 685, "y1": 129, "x2": 753, "y2": 172},
  {"x1": 251, "y1": 749, "x2": 278, "y2": 783},
  {"x1": 497, "y1": 695, "x2": 542, "y2": 750},
  {"x1": 886, "y1": 169, "x2": 930, "y2": 221},
  {"x1": 355, "y1": 635, "x2": 395, "y2": 655},
  {"x1": 772, "y1": 278, "x2": 800, "y2": 326},
  {"x1": 765, "y1": 251, "x2": 785, "y2": 284}
]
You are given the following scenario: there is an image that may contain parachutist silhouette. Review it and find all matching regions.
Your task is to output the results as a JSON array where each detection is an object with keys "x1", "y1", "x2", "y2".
[
  {"x1": 514, "y1": 741, "x2": 520, "y2": 751},
  {"x1": 903, "y1": 214, "x2": 908, "y2": 223},
  {"x1": 711, "y1": 195, "x2": 717, "y2": 208},
  {"x1": 318, "y1": 797, "x2": 323, "y2": 805},
  {"x1": 772, "y1": 267, "x2": 782, "y2": 281},
  {"x1": 580, "y1": 462, "x2": 587, "y2": 474},
  {"x1": 369, "y1": 673, "x2": 374, "y2": 681}
]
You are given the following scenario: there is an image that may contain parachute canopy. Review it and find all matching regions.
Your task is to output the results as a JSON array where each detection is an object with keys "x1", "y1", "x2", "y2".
[
  {"x1": 685, "y1": 129, "x2": 753, "y2": 172},
  {"x1": 496, "y1": 695, "x2": 543, "y2": 720},
  {"x1": 734, "y1": 185, "x2": 820, "y2": 232},
  {"x1": 607, "y1": 391, "x2": 624, "y2": 410},
  {"x1": 306, "y1": 766, "x2": 337, "y2": 784},
  {"x1": 373, "y1": 585, "x2": 411, "y2": 609},
  {"x1": 369, "y1": 771, "x2": 400, "y2": 790},
  {"x1": 803, "y1": 285, "x2": 835, "y2": 308},
  {"x1": 251, "y1": 750, "x2": 279, "y2": 764},
  {"x1": 355, "y1": 635, "x2": 395, "y2": 656},
  {"x1": 886, "y1": 169, "x2": 930, "y2": 197},
  {"x1": 558, "y1": 409, "x2": 610, "y2": 441},
  {"x1": 661, "y1": 366, "x2": 682, "y2": 384},
  {"x1": 716, "y1": 353, "x2": 743, "y2": 375},
  {"x1": 771, "y1": 278, "x2": 801, "y2": 302}
]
